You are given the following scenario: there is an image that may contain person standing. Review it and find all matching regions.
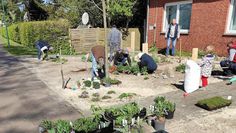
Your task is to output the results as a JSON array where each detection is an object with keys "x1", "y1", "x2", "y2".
[
  {"x1": 87, "y1": 45, "x2": 106, "y2": 79},
  {"x1": 165, "y1": 19, "x2": 180, "y2": 56},
  {"x1": 199, "y1": 46, "x2": 215, "y2": 88},
  {"x1": 108, "y1": 25, "x2": 121, "y2": 62}
]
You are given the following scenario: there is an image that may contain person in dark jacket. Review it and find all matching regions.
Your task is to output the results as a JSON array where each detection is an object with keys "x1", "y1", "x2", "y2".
[
  {"x1": 165, "y1": 19, "x2": 180, "y2": 56},
  {"x1": 87, "y1": 45, "x2": 106, "y2": 79},
  {"x1": 35, "y1": 40, "x2": 53, "y2": 61},
  {"x1": 113, "y1": 49, "x2": 131, "y2": 66},
  {"x1": 136, "y1": 52, "x2": 157, "y2": 73},
  {"x1": 220, "y1": 41, "x2": 236, "y2": 76}
]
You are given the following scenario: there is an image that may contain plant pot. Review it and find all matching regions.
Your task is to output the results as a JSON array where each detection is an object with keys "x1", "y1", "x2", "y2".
[
  {"x1": 38, "y1": 126, "x2": 47, "y2": 133},
  {"x1": 153, "y1": 117, "x2": 166, "y2": 131},
  {"x1": 165, "y1": 110, "x2": 175, "y2": 119}
]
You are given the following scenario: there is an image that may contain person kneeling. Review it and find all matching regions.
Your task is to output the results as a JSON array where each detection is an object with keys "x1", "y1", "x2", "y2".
[
  {"x1": 136, "y1": 52, "x2": 157, "y2": 74},
  {"x1": 35, "y1": 40, "x2": 53, "y2": 61},
  {"x1": 113, "y1": 49, "x2": 131, "y2": 66}
]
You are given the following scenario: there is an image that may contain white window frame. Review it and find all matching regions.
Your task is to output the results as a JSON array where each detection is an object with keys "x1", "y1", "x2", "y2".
[
  {"x1": 162, "y1": 0, "x2": 193, "y2": 34},
  {"x1": 225, "y1": 0, "x2": 236, "y2": 35}
]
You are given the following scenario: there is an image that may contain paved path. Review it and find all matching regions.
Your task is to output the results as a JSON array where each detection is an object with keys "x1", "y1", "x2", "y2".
[{"x1": 0, "y1": 45, "x2": 82, "y2": 133}]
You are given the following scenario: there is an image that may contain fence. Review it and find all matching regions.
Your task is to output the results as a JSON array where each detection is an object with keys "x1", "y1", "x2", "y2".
[{"x1": 69, "y1": 28, "x2": 141, "y2": 53}]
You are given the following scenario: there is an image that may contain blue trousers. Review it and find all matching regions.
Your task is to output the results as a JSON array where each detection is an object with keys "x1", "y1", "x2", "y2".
[{"x1": 166, "y1": 38, "x2": 177, "y2": 56}]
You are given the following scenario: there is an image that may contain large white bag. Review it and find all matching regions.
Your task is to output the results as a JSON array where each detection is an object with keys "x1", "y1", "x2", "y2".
[{"x1": 184, "y1": 60, "x2": 201, "y2": 93}]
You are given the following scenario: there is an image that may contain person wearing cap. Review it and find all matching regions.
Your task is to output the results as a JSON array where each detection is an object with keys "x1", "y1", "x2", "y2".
[
  {"x1": 113, "y1": 49, "x2": 131, "y2": 66},
  {"x1": 136, "y1": 52, "x2": 157, "y2": 73},
  {"x1": 86, "y1": 45, "x2": 106, "y2": 79},
  {"x1": 35, "y1": 40, "x2": 53, "y2": 61},
  {"x1": 108, "y1": 25, "x2": 122, "y2": 62}
]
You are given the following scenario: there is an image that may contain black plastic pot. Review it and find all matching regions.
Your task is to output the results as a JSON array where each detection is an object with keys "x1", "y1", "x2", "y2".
[
  {"x1": 165, "y1": 110, "x2": 175, "y2": 119},
  {"x1": 104, "y1": 112, "x2": 116, "y2": 122},
  {"x1": 139, "y1": 107, "x2": 147, "y2": 118}
]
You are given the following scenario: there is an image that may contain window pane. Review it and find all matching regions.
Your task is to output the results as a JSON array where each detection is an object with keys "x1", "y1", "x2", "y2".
[
  {"x1": 179, "y1": 3, "x2": 192, "y2": 30},
  {"x1": 230, "y1": 0, "x2": 236, "y2": 30},
  {"x1": 166, "y1": 5, "x2": 177, "y2": 26}
]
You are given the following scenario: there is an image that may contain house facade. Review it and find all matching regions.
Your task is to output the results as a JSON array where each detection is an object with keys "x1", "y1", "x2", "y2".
[{"x1": 147, "y1": 0, "x2": 236, "y2": 55}]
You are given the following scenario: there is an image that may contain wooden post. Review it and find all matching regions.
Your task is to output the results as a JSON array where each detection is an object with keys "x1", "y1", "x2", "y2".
[
  {"x1": 192, "y1": 48, "x2": 198, "y2": 61},
  {"x1": 102, "y1": 0, "x2": 109, "y2": 78},
  {"x1": 131, "y1": 31, "x2": 135, "y2": 52},
  {"x1": 142, "y1": 43, "x2": 149, "y2": 53}
]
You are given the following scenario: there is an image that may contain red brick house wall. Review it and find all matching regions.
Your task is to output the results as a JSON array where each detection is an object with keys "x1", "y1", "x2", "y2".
[{"x1": 148, "y1": 0, "x2": 236, "y2": 56}]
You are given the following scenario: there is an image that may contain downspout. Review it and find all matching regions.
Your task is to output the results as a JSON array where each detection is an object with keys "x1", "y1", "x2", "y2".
[
  {"x1": 153, "y1": 0, "x2": 158, "y2": 45},
  {"x1": 145, "y1": 0, "x2": 149, "y2": 43}
]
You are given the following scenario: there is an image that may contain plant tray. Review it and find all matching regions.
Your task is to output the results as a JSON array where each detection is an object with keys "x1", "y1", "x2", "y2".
[{"x1": 196, "y1": 96, "x2": 232, "y2": 111}]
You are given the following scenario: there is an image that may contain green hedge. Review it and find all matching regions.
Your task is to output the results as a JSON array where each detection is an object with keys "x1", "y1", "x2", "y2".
[{"x1": 0, "y1": 19, "x2": 74, "y2": 55}]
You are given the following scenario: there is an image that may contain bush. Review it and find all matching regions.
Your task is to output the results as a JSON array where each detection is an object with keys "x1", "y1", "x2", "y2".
[{"x1": 0, "y1": 19, "x2": 74, "y2": 55}]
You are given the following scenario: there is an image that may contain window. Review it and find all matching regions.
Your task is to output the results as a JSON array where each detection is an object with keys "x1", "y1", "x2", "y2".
[
  {"x1": 226, "y1": 0, "x2": 236, "y2": 34},
  {"x1": 163, "y1": 1, "x2": 192, "y2": 33}
]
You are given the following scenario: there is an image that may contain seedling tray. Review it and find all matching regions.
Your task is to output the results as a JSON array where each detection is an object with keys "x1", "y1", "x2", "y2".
[{"x1": 196, "y1": 96, "x2": 232, "y2": 111}]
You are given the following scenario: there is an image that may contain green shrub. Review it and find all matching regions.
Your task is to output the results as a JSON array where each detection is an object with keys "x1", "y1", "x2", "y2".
[
  {"x1": 72, "y1": 117, "x2": 99, "y2": 132},
  {"x1": 0, "y1": 19, "x2": 74, "y2": 55},
  {"x1": 118, "y1": 93, "x2": 137, "y2": 100}
]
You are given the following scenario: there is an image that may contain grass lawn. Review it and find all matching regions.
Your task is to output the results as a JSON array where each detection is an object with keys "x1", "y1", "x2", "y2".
[{"x1": 0, "y1": 36, "x2": 37, "y2": 56}]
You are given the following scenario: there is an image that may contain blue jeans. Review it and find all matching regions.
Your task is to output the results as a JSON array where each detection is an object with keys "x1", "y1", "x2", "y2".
[
  {"x1": 166, "y1": 38, "x2": 177, "y2": 56},
  {"x1": 36, "y1": 44, "x2": 42, "y2": 60}
]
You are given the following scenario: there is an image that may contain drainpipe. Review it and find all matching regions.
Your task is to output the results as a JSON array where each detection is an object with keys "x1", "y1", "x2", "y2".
[
  {"x1": 145, "y1": 0, "x2": 149, "y2": 43},
  {"x1": 153, "y1": 0, "x2": 158, "y2": 45}
]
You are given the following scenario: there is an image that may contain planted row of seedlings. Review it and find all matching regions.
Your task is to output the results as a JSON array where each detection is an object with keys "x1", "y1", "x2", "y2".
[
  {"x1": 115, "y1": 65, "x2": 148, "y2": 76},
  {"x1": 39, "y1": 96, "x2": 175, "y2": 133}
]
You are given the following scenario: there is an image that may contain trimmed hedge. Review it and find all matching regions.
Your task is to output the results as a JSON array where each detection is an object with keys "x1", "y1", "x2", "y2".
[{"x1": 0, "y1": 19, "x2": 74, "y2": 55}]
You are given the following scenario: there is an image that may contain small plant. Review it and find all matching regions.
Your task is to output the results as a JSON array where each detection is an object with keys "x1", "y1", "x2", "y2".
[
  {"x1": 165, "y1": 101, "x2": 175, "y2": 112},
  {"x1": 141, "y1": 67, "x2": 148, "y2": 75},
  {"x1": 144, "y1": 76, "x2": 149, "y2": 80},
  {"x1": 79, "y1": 91, "x2": 89, "y2": 98},
  {"x1": 55, "y1": 120, "x2": 71, "y2": 133},
  {"x1": 83, "y1": 80, "x2": 92, "y2": 87},
  {"x1": 130, "y1": 65, "x2": 140, "y2": 75},
  {"x1": 102, "y1": 95, "x2": 112, "y2": 100},
  {"x1": 118, "y1": 93, "x2": 137, "y2": 100},
  {"x1": 92, "y1": 93, "x2": 100, "y2": 98},
  {"x1": 175, "y1": 64, "x2": 185, "y2": 73},
  {"x1": 40, "y1": 120, "x2": 54, "y2": 130},
  {"x1": 92, "y1": 81, "x2": 100, "y2": 89},
  {"x1": 102, "y1": 77, "x2": 122, "y2": 85},
  {"x1": 72, "y1": 117, "x2": 99, "y2": 132},
  {"x1": 91, "y1": 97, "x2": 100, "y2": 102},
  {"x1": 107, "y1": 90, "x2": 116, "y2": 94}
]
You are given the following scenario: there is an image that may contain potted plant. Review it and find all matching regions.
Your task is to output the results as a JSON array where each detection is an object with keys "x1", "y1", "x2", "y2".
[
  {"x1": 39, "y1": 120, "x2": 54, "y2": 133},
  {"x1": 55, "y1": 120, "x2": 71, "y2": 133},
  {"x1": 83, "y1": 80, "x2": 92, "y2": 88},
  {"x1": 165, "y1": 101, "x2": 175, "y2": 119},
  {"x1": 72, "y1": 117, "x2": 99, "y2": 133},
  {"x1": 92, "y1": 81, "x2": 100, "y2": 89},
  {"x1": 153, "y1": 96, "x2": 166, "y2": 131}
]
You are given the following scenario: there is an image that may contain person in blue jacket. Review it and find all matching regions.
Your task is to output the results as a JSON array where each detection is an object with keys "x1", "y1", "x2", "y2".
[
  {"x1": 136, "y1": 52, "x2": 157, "y2": 73},
  {"x1": 35, "y1": 40, "x2": 53, "y2": 61}
]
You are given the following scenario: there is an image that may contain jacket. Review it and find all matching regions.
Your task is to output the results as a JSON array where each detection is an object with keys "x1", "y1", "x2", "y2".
[
  {"x1": 200, "y1": 54, "x2": 215, "y2": 77},
  {"x1": 165, "y1": 24, "x2": 180, "y2": 39},
  {"x1": 108, "y1": 27, "x2": 121, "y2": 44},
  {"x1": 140, "y1": 53, "x2": 157, "y2": 72}
]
